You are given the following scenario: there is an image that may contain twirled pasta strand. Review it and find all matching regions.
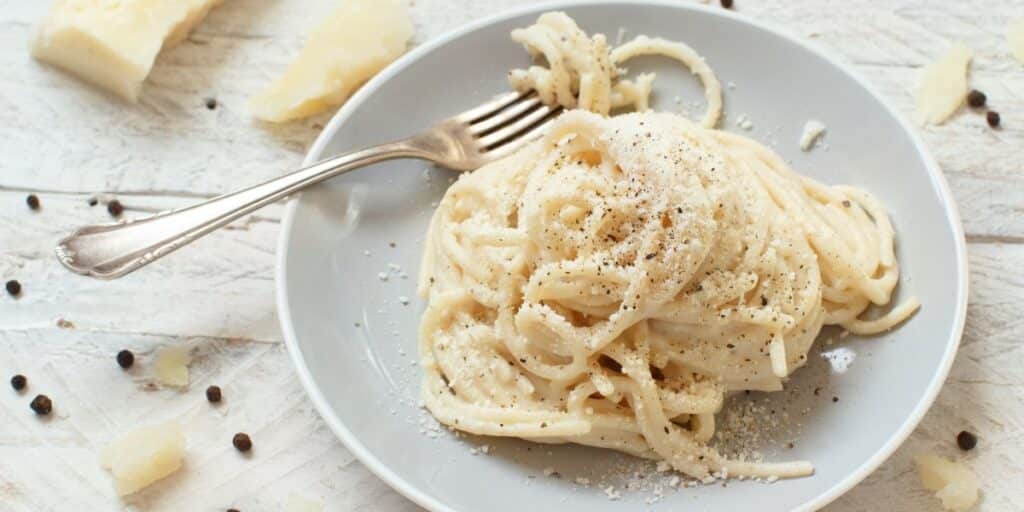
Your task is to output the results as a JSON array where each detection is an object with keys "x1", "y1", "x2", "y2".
[{"x1": 417, "y1": 13, "x2": 917, "y2": 481}]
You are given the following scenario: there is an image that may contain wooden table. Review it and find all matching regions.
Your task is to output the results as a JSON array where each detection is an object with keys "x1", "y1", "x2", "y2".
[{"x1": 1, "y1": 1, "x2": 1020, "y2": 510}]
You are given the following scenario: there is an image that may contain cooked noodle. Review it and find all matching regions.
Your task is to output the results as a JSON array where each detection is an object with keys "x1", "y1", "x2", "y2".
[
  {"x1": 417, "y1": 12, "x2": 917, "y2": 480},
  {"x1": 508, "y1": 13, "x2": 721, "y2": 127}
]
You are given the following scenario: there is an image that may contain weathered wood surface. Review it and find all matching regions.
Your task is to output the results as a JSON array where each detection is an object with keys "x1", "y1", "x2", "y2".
[{"x1": 1, "y1": 0, "x2": 1021, "y2": 510}]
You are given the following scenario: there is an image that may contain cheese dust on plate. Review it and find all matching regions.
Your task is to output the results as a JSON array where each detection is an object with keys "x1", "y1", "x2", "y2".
[
  {"x1": 799, "y1": 120, "x2": 826, "y2": 151},
  {"x1": 30, "y1": 0, "x2": 224, "y2": 101}
]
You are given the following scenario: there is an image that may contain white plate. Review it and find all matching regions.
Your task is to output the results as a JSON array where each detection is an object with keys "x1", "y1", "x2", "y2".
[{"x1": 276, "y1": 2, "x2": 967, "y2": 510}]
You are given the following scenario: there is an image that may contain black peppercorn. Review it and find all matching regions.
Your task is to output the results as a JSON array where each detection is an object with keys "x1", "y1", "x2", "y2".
[
  {"x1": 30, "y1": 394, "x2": 52, "y2": 415},
  {"x1": 26, "y1": 194, "x2": 40, "y2": 210},
  {"x1": 205, "y1": 98, "x2": 218, "y2": 110},
  {"x1": 10, "y1": 374, "x2": 26, "y2": 391},
  {"x1": 206, "y1": 385, "x2": 222, "y2": 403},
  {"x1": 721, "y1": 0, "x2": 733, "y2": 7},
  {"x1": 116, "y1": 350, "x2": 134, "y2": 369},
  {"x1": 832, "y1": 396, "x2": 839, "y2": 403},
  {"x1": 88, "y1": 197, "x2": 98, "y2": 206},
  {"x1": 986, "y1": 111, "x2": 1000, "y2": 128},
  {"x1": 227, "y1": 509, "x2": 240, "y2": 512},
  {"x1": 107, "y1": 200, "x2": 124, "y2": 217},
  {"x1": 956, "y1": 430, "x2": 977, "y2": 451},
  {"x1": 5, "y1": 280, "x2": 21, "y2": 297},
  {"x1": 966, "y1": 90, "x2": 986, "y2": 108},
  {"x1": 233, "y1": 432, "x2": 252, "y2": 452}
]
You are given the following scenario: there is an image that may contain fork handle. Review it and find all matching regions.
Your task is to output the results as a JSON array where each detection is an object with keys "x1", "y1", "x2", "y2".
[{"x1": 56, "y1": 140, "x2": 423, "y2": 279}]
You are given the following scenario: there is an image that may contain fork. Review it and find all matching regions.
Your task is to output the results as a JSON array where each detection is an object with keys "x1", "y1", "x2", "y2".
[{"x1": 56, "y1": 91, "x2": 563, "y2": 279}]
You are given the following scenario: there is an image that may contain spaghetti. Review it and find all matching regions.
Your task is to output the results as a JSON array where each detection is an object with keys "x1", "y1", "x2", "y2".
[{"x1": 417, "y1": 12, "x2": 917, "y2": 480}]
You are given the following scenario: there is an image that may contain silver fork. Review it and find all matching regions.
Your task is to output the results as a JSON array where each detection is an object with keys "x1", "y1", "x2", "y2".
[{"x1": 56, "y1": 91, "x2": 563, "y2": 279}]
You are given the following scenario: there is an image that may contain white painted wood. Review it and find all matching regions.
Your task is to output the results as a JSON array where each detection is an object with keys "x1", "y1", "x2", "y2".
[{"x1": 1, "y1": 0, "x2": 1021, "y2": 510}]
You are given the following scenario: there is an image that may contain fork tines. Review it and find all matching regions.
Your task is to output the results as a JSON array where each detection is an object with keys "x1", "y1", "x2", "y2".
[{"x1": 462, "y1": 91, "x2": 564, "y2": 154}]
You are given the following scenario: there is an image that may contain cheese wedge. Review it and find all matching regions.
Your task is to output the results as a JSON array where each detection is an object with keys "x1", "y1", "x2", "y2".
[
  {"x1": 914, "y1": 43, "x2": 973, "y2": 125},
  {"x1": 31, "y1": 0, "x2": 224, "y2": 102},
  {"x1": 100, "y1": 422, "x2": 186, "y2": 496},
  {"x1": 250, "y1": 0, "x2": 413, "y2": 123}
]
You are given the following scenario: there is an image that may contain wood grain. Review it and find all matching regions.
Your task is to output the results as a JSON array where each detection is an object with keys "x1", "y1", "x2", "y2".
[{"x1": 1, "y1": 0, "x2": 1020, "y2": 510}]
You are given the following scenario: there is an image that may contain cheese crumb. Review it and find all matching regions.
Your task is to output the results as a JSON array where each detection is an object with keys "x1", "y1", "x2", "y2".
[
  {"x1": 603, "y1": 485, "x2": 621, "y2": 500},
  {"x1": 735, "y1": 114, "x2": 753, "y2": 130},
  {"x1": 915, "y1": 43, "x2": 973, "y2": 125},
  {"x1": 285, "y1": 492, "x2": 324, "y2": 512},
  {"x1": 1009, "y1": 18, "x2": 1024, "y2": 65},
  {"x1": 100, "y1": 422, "x2": 185, "y2": 496},
  {"x1": 153, "y1": 346, "x2": 191, "y2": 387},
  {"x1": 799, "y1": 120, "x2": 826, "y2": 151},
  {"x1": 916, "y1": 453, "x2": 979, "y2": 512}
]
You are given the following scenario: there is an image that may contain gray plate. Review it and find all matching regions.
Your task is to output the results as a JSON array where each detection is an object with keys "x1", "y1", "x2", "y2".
[{"x1": 276, "y1": 2, "x2": 968, "y2": 510}]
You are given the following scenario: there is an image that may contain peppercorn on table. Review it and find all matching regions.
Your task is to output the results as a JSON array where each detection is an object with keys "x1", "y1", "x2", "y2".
[{"x1": 1, "y1": 0, "x2": 1022, "y2": 510}]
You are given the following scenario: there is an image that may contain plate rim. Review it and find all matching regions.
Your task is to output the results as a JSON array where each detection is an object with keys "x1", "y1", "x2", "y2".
[{"x1": 275, "y1": 1, "x2": 969, "y2": 511}]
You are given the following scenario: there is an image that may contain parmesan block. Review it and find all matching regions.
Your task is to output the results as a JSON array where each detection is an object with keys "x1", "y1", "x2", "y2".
[
  {"x1": 250, "y1": 0, "x2": 413, "y2": 123},
  {"x1": 30, "y1": 0, "x2": 224, "y2": 102},
  {"x1": 915, "y1": 453, "x2": 980, "y2": 512},
  {"x1": 153, "y1": 346, "x2": 191, "y2": 387},
  {"x1": 1010, "y1": 17, "x2": 1024, "y2": 65},
  {"x1": 914, "y1": 44, "x2": 973, "y2": 125},
  {"x1": 100, "y1": 422, "x2": 186, "y2": 496},
  {"x1": 285, "y1": 492, "x2": 324, "y2": 512}
]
